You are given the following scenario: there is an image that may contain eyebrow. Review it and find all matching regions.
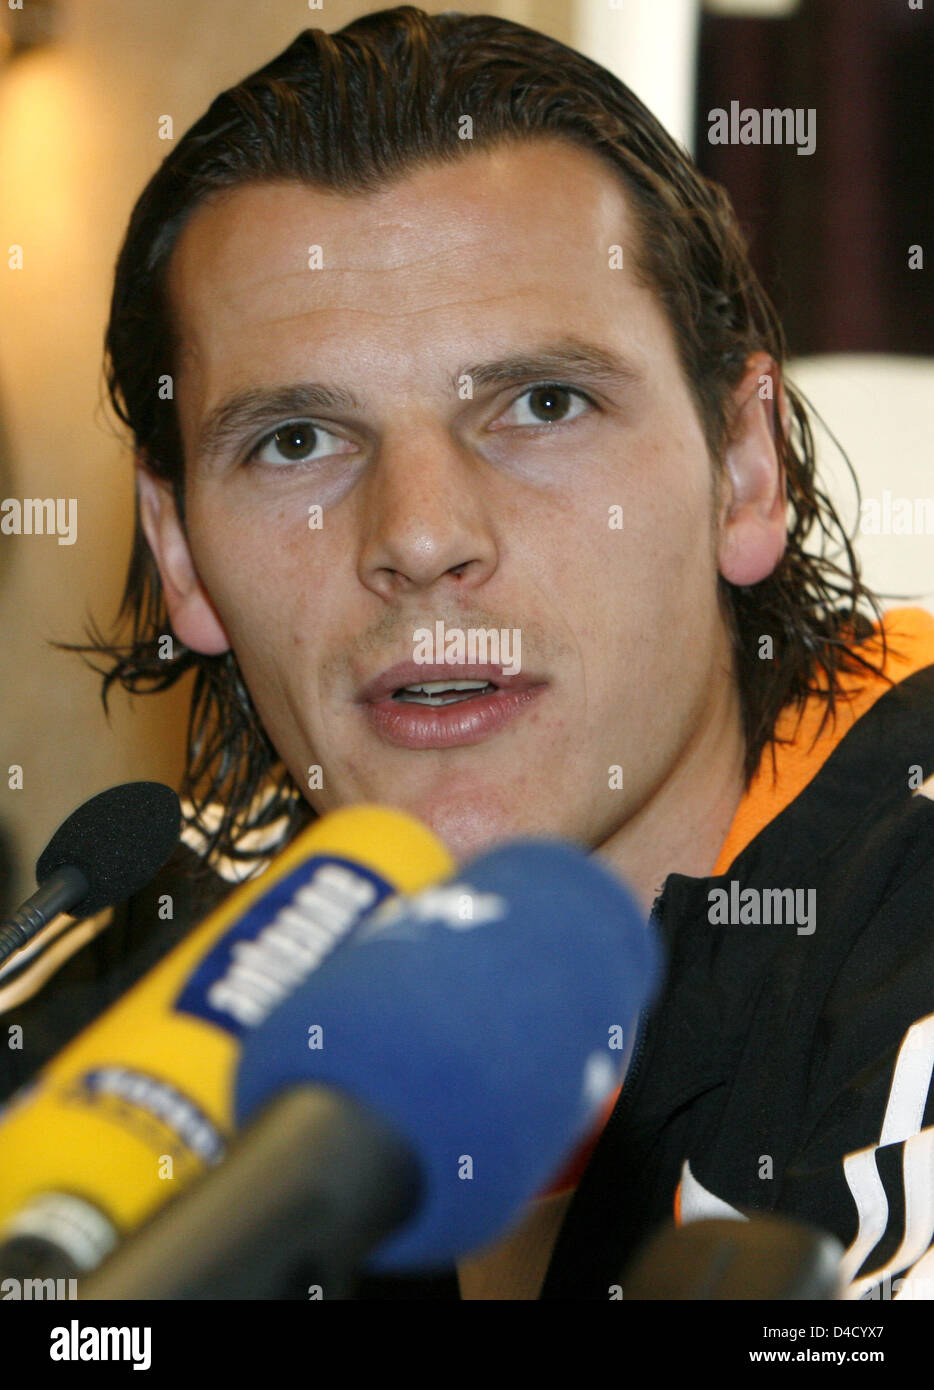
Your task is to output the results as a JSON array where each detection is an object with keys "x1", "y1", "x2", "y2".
[{"x1": 195, "y1": 336, "x2": 643, "y2": 462}]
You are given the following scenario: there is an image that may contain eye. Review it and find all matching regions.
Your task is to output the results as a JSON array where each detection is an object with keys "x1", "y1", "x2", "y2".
[
  {"x1": 247, "y1": 420, "x2": 348, "y2": 467},
  {"x1": 498, "y1": 384, "x2": 594, "y2": 428}
]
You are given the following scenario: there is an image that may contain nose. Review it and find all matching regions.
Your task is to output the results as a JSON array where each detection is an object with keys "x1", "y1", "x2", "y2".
[{"x1": 356, "y1": 418, "x2": 499, "y2": 600}]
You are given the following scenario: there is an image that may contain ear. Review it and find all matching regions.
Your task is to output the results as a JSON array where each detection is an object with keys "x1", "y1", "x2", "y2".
[
  {"x1": 136, "y1": 460, "x2": 231, "y2": 655},
  {"x1": 717, "y1": 353, "x2": 788, "y2": 588}
]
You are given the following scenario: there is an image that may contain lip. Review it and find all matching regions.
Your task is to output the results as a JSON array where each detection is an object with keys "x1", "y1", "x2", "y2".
[{"x1": 356, "y1": 662, "x2": 547, "y2": 750}]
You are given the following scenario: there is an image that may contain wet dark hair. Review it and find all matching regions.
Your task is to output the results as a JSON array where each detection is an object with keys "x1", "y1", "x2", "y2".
[{"x1": 74, "y1": 5, "x2": 900, "y2": 875}]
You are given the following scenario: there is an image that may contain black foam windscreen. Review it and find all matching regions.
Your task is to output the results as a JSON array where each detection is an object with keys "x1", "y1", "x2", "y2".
[{"x1": 35, "y1": 782, "x2": 181, "y2": 918}]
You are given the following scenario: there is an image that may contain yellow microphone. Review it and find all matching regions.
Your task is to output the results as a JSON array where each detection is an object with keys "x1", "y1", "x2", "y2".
[{"x1": 0, "y1": 804, "x2": 453, "y2": 1279}]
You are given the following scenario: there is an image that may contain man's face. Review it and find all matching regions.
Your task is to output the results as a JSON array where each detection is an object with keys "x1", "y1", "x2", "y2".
[{"x1": 148, "y1": 138, "x2": 781, "y2": 874}]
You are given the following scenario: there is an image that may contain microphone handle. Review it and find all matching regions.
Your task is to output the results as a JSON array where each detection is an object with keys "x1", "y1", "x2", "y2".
[
  {"x1": 0, "y1": 866, "x2": 90, "y2": 966},
  {"x1": 619, "y1": 1215, "x2": 843, "y2": 1299},
  {"x1": 78, "y1": 1085, "x2": 420, "y2": 1300}
]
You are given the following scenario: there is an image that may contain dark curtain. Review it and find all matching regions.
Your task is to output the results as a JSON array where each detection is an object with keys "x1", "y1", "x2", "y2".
[{"x1": 694, "y1": 0, "x2": 933, "y2": 357}]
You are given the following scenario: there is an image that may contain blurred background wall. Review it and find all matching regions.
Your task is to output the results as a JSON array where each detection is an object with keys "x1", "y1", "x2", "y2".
[{"x1": 0, "y1": 0, "x2": 930, "y2": 909}]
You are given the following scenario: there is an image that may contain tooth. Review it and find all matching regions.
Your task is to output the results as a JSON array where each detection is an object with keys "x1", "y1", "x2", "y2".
[
  {"x1": 401, "y1": 693, "x2": 488, "y2": 705},
  {"x1": 393, "y1": 678, "x2": 495, "y2": 706},
  {"x1": 402, "y1": 680, "x2": 491, "y2": 694}
]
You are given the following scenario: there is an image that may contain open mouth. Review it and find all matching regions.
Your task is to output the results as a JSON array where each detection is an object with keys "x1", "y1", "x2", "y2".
[
  {"x1": 391, "y1": 679, "x2": 497, "y2": 707},
  {"x1": 364, "y1": 672, "x2": 545, "y2": 748}
]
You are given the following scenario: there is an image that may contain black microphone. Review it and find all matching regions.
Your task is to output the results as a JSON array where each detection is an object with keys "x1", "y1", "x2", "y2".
[{"x1": 0, "y1": 782, "x2": 181, "y2": 967}]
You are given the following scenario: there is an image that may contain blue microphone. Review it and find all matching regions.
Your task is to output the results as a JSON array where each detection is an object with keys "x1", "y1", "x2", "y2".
[
  {"x1": 234, "y1": 839, "x2": 662, "y2": 1273},
  {"x1": 80, "y1": 840, "x2": 662, "y2": 1297}
]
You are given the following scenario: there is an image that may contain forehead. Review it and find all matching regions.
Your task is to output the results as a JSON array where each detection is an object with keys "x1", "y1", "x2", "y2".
[{"x1": 165, "y1": 137, "x2": 657, "y2": 396}]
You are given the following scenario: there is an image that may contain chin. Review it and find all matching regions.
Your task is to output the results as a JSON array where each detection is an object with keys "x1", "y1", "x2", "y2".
[{"x1": 415, "y1": 798, "x2": 530, "y2": 865}]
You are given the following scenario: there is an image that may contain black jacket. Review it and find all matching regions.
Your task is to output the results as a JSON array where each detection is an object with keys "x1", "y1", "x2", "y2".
[{"x1": 542, "y1": 652, "x2": 934, "y2": 1299}]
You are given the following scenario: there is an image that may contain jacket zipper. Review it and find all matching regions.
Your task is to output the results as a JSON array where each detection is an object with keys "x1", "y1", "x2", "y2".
[
  {"x1": 603, "y1": 881, "x2": 667, "y2": 1133},
  {"x1": 608, "y1": 1005, "x2": 651, "y2": 1130}
]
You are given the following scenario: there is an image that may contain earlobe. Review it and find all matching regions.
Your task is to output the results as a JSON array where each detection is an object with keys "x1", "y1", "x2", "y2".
[
  {"x1": 717, "y1": 355, "x2": 788, "y2": 589},
  {"x1": 136, "y1": 461, "x2": 231, "y2": 656}
]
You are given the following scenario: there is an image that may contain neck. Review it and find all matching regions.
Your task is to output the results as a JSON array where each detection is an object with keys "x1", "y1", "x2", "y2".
[{"x1": 594, "y1": 668, "x2": 747, "y2": 920}]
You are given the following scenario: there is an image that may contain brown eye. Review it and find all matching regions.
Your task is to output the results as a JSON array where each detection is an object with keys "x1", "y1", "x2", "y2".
[
  {"x1": 250, "y1": 419, "x2": 348, "y2": 467},
  {"x1": 497, "y1": 384, "x2": 592, "y2": 430},
  {"x1": 272, "y1": 423, "x2": 317, "y2": 459},
  {"x1": 527, "y1": 385, "x2": 573, "y2": 422}
]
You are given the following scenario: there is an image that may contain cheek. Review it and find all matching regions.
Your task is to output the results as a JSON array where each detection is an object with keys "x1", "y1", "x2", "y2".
[
  {"x1": 550, "y1": 445, "x2": 715, "y2": 655},
  {"x1": 185, "y1": 494, "x2": 300, "y2": 647}
]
